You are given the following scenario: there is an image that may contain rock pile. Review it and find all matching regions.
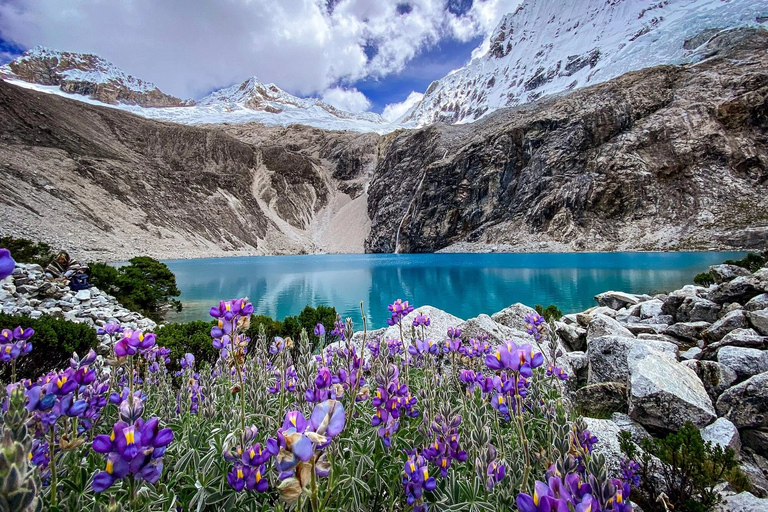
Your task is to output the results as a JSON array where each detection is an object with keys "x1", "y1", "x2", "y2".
[
  {"x1": 545, "y1": 262, "x2": 768, "y2": 499},
  {"x1": 0, "y1": 263, "x2": 157, "y2": 332}
]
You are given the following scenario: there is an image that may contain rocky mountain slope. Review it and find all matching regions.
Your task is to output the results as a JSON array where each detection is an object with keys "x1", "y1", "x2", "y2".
[
  {"x1": 1, "y1": 48, "x2": 395, "y2": 133},
  {"x1": 366, "y1": 28, "x2": 768, "y2": 254},
  {"x1": 0, "y1": 77, "x2": 384, "y2": 261},
  {"x1": 402, "y1": 0, "x2": 768, "y2": 126},
  {"x1": 0, "y1": 47, "x2": 187, "y2": 108},
  {"x1": 1, "y1": 28, "x2": 767, "y2": 260}
]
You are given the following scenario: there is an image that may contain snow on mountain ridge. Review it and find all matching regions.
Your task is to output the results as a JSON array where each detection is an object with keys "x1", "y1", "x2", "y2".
[
  {"x1": 401, "y1": 0, "x2": 768, "y2": 126},
  {"x1": 198, "y1": 76, "x2": 388, "y2": 124}
]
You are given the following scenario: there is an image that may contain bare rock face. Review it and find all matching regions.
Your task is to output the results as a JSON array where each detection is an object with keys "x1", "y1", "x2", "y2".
[
  {"x1": 366, "y1": 30, "x2": 768, "y2": 254},
  {"x1": 709, "y1": 264, "x2": 753, "y2": 283},
  {"x1": 701, "y1": 417, "x2": 741, "y2": 454},
  {"x1": 702, "y1": 310, "x2": 750, "y2": 342}
]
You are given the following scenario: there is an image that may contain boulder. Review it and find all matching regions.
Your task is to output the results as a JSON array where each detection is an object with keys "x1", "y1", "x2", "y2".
[
  {"x1": 381, "y1": 305, "x2": 464, "y2": 342},
  {"x1": 555, "y1": 321, "x2": 586, "y2": 351},
  {"x1": 681, "y1": 360, "x2": 738, "y2": 402},
  {"x1": 458, "y1": 314, "x2": 527, "y2": 345},
  {"x1": 490, "y1": 303, "x2": 537, "y2": 333},
  {"x1": 587, "y1": 314, "x2": 635, "y2": 341},
  {"x1": 611, "y1": 413, "x2": 651, "y2": 443},
  {"x1": 677, "y1": 296, "x2": 721, "y2": 323},
  {"x1": 709, "y1": 276, "x2": 767, "y2": 305},
  {"x1": 594, "y1": 291, "x2": 642, "y2": 310},
  {"x1": 741, "y1": 429, "x2": 768, "y2": 457},
  {"x1": 744, "y1": 293, "x2": 768, "y2": 312},
  {"x1": 709, "y1": 264, "x2": 752, "y2": 283},
  {"x1": 628, "y1": 350, "x2": 716, "y2": 431},
  {"x1": 748, "y1": 310, "x2": 768, "y2": 336},
  {"x1": 581, "y1": 418, "x2": 626, "y2": 477},
  {"x1": 681, "y1": 347, "x2": 704, "y2": 360},
  {"x1": 639, "y1": 299, "x2": 664, "y2": 319},
  {"x1": 703, "y1": 329, "x2": 768, "y2": 358},
  {"x1": 662, "y1": 285, "x2": 707, "y2": 319},
  {"x1": 713, "y1": 492, "x2": 768, "y2": 512},
  {"x1": 665, "y1": 321, "x2": 711, "y2": 343},
  {"x1": 574, "y1": 382, "x2": 628, "y2": 416},
  {"x1": 716, "y1": 372, "x2": 768, "y2": 429},
  {"x1": 626, "y1": 323, "x2": 664, "y2": 335},
  {"x1": 702, "y1": 310, "x2": 749, "y2": 342},
  {"x1": 700, "y1": 417, "x2": 741, "y2": 454},
  {"x1": 717, "y1": 346, "x2": 768, "y2": 380},
  {"x1": 587, "y1": 336, "x2": 636, "y2": 385}
]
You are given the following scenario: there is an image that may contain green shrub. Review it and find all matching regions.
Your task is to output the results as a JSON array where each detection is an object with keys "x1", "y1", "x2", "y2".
[
  {"x1": 693, "y1": 271, "x2": 716, "y2": 287},
  {"x1": 619, "y1": 423, "x2": 740, "y2": 512},
  {"x1": 156, "y1": 305, "x2": 339, "y2": 371},
  {"x1": 724, "y1": 252, "x2": 767, "y2": 273},
  {"x1": 0, "y1": 236, "x2": 55, "y2": 267},
  {"x1": 88, "y1": 256, "x2": 182, "y2": 322},
  {"x1": 246, "y1": 305, "x2": 338, "y2": 354},
  {"x1": 535, "y1": 303, "x2": 563, "y2": 322},
  {"x1": 155, "y1": 320, "x2": 218, "y2": 370},
  {"x1": 0, "y1": 313, "x2": 98, "y2": 380}
]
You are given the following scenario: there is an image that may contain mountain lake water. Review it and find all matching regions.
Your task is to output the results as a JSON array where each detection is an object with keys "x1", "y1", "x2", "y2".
[{"x1": 162, "y1": 252, "x2": 746, "y2": 328}]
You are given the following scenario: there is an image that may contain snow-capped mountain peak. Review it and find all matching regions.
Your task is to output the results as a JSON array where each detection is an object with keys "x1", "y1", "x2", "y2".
[
  {"x1": 401, "y1": 0, "x2": 768, "y2": 126},
  {"x1": 0, "y1": 46, "x2": 187, "y2": 107}
]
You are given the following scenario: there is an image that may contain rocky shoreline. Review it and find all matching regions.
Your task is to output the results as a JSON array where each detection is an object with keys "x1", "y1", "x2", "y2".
[{"x1": 0, "y1": 263, "x2": 157, "y2": 332}]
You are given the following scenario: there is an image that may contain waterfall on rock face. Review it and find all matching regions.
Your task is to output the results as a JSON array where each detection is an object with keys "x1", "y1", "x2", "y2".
[{"x1": 394, "y1": 152, "x2": 445, "y2": 254}]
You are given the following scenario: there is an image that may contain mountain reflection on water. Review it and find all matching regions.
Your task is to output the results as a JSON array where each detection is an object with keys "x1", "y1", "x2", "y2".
[{"x1": 163, "y1": 252, "x2": 745, "y2": 328}]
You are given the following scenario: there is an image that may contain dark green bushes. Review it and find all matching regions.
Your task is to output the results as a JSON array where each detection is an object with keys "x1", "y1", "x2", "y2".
[
  {"x1": 535, "y1": 303, "x2": 563, "y2": 322},
  {"x1": 724, "y1": 252, "x2": 767, "y2": 273},
  {"x1": 0, "y1": 236, "x2": 54, "y2": 267},
  {"x1": 693, "y1": 272, "x2": 716, "y2": 287},
  {"x1": 155, "y1": 320, "x2": 218, "y2": 369},
  {"x1": 619, "y1": 423, "x2": 741, "y2": 512},
  {"x1": 88, "y1": 257, "x2": 182, "y2": 322},
  {"x1": 156, "y1": 305, "x2": 339, "y2": 370},
  {"x1": 0, "y1": 313, "x2": 98, "y2": 380}
]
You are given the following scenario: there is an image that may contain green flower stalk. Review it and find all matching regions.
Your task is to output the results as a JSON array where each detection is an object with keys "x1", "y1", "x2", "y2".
[{"x1": 0, "y1": 387, "x2": 42, "y2": 512}]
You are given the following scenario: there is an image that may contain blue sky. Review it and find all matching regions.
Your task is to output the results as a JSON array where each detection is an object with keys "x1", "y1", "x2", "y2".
[
  {"x1": 353, "y1": 35, "x2": 483, "y2": 113},
  {"x1": 0, "y1": 0, "x2": 520, "y2": 115}
]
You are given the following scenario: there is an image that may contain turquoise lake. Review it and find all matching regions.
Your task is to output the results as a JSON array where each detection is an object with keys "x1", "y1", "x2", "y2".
[{"x1": 162, "y1": 252, "x2": 745, "y2": 328}]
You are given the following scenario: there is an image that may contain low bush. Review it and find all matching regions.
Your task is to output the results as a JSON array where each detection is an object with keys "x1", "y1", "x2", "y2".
[
  {"x1": 693, "y1": 271, "x2": 716, "y2": 287},
  {"x1": 246, "y1": 304, "x2": 338, "y2": 353},
  {"x1": 0, "y1": 313, "x2": 97, "y2": 380},
  {"x1": 724, "y1": 252, "x2": 767, "y2": 273},
  {"x1": 0, "y1": 236, "x2": 55, "y2": 267},
  {"x1": 535, "y1": 303, "x2": 563, "y2": 322},
  {"x1": 155, "y1": 320, "x2": 219, "y2": 370},
  {"x1": 619, "y1": 423, "x2": 740, "y2": 512},
  {"x1": 88, "y1": 256, "x2": 182, "y2": 322}
]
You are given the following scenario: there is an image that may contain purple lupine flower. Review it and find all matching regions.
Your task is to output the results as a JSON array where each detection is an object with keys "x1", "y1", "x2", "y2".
[
  {"x1": 0, "y1": 326, "x2": 34, "y2": 362},
  {"x1": 487, "y1": 460, "x2": 506, "y2": 489},
  {"x1": 546, "y1": 365, "x2": 568, "y2": 380},
  {"x1": 402, "y1": 452, "x2": 436, "y2": 511},
  {"x1": 314, "y1": 323, "x2": 325, "y2": 337},
  {"x1": 621, "y1": 458, "x2": 640, "y2": 487},
  {"x1": 0, "y1": 249, "x2": 15, "y2": 280},
  {"x1": 423, "y1": 413, "x2": 467, "y2": 478},
  {"x1": 412, "y1": 313, "x2": 430, "y2": 327},
  {"x1": 180, "y1": 353, "x2": 195, "y2": 370},
  {"x1": 578, "y1": 430, "x2": 598, "y2": 454},
  {"x1": 408, "y1": 338, "x2": 438, "y2": 357},
  {"x1": 386, "y1": 299, "x2": 414, "y2": 326},
  {"x1": 443, "y1": 327, "x2": 462, "y2": 353},
  {"x1": 525, "y1": 312, "x2": 547, "y2": 342},
  {"x1": 97, "y1": 322, "x2": 123, "y2": 336}
]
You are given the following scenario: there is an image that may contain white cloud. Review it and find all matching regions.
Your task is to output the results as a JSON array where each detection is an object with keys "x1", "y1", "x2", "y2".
[
  {"x1": 321, "y1": 87, "x2": 371, "y2": 113},
  {"x1": 382, "y1": 91, "x2": 424, "y2": 122},
  {"x1": 0, "y1": 0, "x2": 523, "y2": 101}
]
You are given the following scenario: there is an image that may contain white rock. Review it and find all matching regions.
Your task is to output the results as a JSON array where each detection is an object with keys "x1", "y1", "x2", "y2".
[
  {"x1": 74, "y1": 289, "x2": 92, "y2": 301},
  {"x1": 748, "y1": 310, "x2": 768, "y2": 336},
  {"x1": 713, "y1": 492, "x2": 768, "y2": 512},
  {"x1": 458, "y1": 314, "x2": 528, "y2": 345},
  {"x1": 381, "y1": 305, "x2": 464, "y2": 343},
  {"x1": 628, "y1": 350, "x2": 716, "y2": 430},
  {"x1": 587, "y1": 314, "x2": 635, "y2": 340},
  {"x1": 490, "y1": 303, "x2": 537, "y2": 332},
  {"x1": 700, "y1": 417, "x2": 741, "y2": 454},
  {"x1": 639, "y1": 299, "x2": 664, "y2": 319},
  {"x1": 717, "y1": 346, "x2": 768, "y2": 380}
]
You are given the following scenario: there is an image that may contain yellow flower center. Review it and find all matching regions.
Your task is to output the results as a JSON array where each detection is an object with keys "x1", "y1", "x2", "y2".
[
  {"x1": 106, "y1": 460, "x2": 114, "y2": 474},
  {"x1": 237, "y1": 468, "x2": 243, "y2": 479},
  {"x1": 256, "y1": 470, "x2": 261, "y2": 482},
  {"x1": 495, "y1": 350, "x2": 501, "y2": 361},
  {"x1": 57, "y1": 376, "x2": 67, "y2": 388},
  {"x1": 125, "y1": 429, "x2": 135, "y2": 445}
]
